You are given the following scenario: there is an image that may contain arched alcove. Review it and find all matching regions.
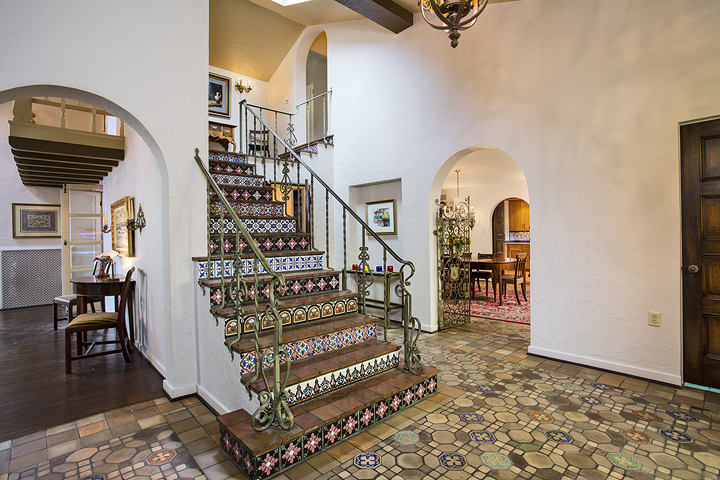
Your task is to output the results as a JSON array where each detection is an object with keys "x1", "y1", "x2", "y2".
[
  {"x1": 429, "y1": 146, "x2": 531, "y2": 331},
  {"x1": 305, "y1": 32, "x2": 327, "y2": 143},
  {"x1": 0, "y1": 84, "x2": 171, "y2": 372}
]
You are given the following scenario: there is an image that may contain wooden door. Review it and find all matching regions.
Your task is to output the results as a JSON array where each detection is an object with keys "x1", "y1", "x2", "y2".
[
  {"x1": 492, "y1": 202, "x2": 504, "y2": 256},
  {"x1": 682, "y1": 118, "x2": 720, "y2": 389}
]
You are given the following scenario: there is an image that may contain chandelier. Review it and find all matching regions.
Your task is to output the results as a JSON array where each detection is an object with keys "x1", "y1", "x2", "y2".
[
  {"x1": 438, "y1": 169, "x2": 475, "y2": 228},
  {"x1": 419, "y1": 0, "x2": 489, "y2": 48}
]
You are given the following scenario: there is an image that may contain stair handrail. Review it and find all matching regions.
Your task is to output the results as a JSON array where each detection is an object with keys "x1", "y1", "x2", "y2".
[
  {"x1": 194, "y1": 148, "x2": 294, "y2": 432},
  {"x1": 240, "y1": 101, "x2": 424, "y2": 376},
  {"x1": 241, "y1": 90, "x2": 332, "y2": 150}
]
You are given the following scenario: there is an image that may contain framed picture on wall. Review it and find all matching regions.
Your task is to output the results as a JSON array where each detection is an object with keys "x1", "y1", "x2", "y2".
[
  {"x1": 12, "y1": 203, "x2": 61, "y2": 238},
  {"x1": 208, "y1": 73, "x2": 231, "y2": 117},
  {"x1": 111, "y1": 196, "x2": 135, "y2": 257},
  {"x1": 365, "y1": 199, "x2": 397, "y2": 235}
]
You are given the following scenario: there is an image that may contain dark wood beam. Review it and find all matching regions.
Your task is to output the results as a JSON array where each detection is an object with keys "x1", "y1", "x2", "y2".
[
  {"x1": 9, "y1": 136, "x2": 125, "y2": 161},
  {"x1": 11, "y1": 149, "x2": 120, "y2": 167},
  {"x1": 17, "y1": 165, "x2": 108, "y2": 179},
  {"x1": 334, "y1": 0, "x2": 413, "y2": 33},
  {"x1": 14, "y1": 157, "x2": 113, "y2": 173},
  {"x1": 19, "y1": 172, "x2": 102, "y2": 184}
]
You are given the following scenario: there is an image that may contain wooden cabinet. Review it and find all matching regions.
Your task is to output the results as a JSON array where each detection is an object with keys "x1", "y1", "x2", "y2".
[
  {"x1": 506, "y1": 243, "x2": 530, "y2": 270},
  {"x1": 509, "y1": 199, "x2": 530, "y2": 231}
]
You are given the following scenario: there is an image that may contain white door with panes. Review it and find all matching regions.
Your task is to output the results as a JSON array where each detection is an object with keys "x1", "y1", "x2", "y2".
[{"x1": 61, "y1": 184, "x2": 104, "y2": 294}]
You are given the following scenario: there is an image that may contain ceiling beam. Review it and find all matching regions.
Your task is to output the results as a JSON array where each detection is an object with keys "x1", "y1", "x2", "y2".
[
  {"x1": 14, "y1": 157, "x2": 113, "y2": 173},
  {"x1": 9, "y1": 136, "x2": 125, "y2": 161},
  {"x1": 11, "y1": 149, "x2": 120, "y2": 167},
  {"x1": 19, "y1": 172, "x2": 102, "y2": 184},
  {"x1": 17, "y1": 165, "x2": 108, "y2": 179},
  {"x1": 334, "y1": 0, "x2": 413, "y2": 33}
]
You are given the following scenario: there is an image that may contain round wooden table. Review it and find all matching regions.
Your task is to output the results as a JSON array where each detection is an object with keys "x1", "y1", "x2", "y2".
[{"x1": 70, "y1": 275, "x2": 136, "y2": 349}]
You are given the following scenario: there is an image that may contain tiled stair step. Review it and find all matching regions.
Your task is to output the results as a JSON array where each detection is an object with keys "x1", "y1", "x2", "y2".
[
  {"x1": 197, "y1": 251, "x2": 325, "y2": 280},
  {"x1": 202, "y1": 269, "x2": 342, "y2": 307},
  {"x1": 243, "y1": 340, "x2": 402, "y2": 407},
  {"x1": 210, "y1": 186, "x2": 274, "y2": 203},
  {"x1": 209, "y1": 160, "x2": 255, "y2": 176},
  {"x1": 216, "y1": 290, "x2": 359, "y2": 337},
  {"x1": 209, "y1": 149, "x2": 248, "y2": 164},
  {"x1": 228, "y1": 312, "x2": 378, "y2": 372},
  {"x1": 210, "y1": 200, "x2": 285, "y2": 219},
  {"x1": 217, "y1": 365, "x2": 439, "y2": 480},
  {"x1": 212, "y1": 172, "x2": 267, "y2": 189},
  {"x1": 207, "y1": 232, "x2": 312, "y2": 256},
  {"x1": 209, "y1": 216, "x2": 297, "y2": 235}
]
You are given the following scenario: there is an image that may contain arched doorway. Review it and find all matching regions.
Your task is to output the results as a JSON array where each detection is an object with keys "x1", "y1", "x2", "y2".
[
  {"x1": 305, "y1": 32, "x2": 327, "y2": 143},
  {"x1": 432, "y1": 146, "x2": 531, "y2": 328}
]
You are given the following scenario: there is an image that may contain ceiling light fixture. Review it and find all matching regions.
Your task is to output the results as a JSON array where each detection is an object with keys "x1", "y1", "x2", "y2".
[{"x1": 419, "y1": 0, "x2": 488, "y2": 48}]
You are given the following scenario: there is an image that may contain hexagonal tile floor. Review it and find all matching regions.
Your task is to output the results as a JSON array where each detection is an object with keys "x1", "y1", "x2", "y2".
[{"x1": 4, "y1": 318, "x2": 720, "y2": 480}]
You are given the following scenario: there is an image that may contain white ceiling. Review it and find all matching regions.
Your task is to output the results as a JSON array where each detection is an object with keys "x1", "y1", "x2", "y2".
[{"x1": 210, "y1": 0, "x2": 523, "y2": 82}]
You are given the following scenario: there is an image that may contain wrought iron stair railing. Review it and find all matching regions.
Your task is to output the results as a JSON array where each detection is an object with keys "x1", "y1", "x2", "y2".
[
  {"x1": 238, "y1": 100, "x2": 423, "y2": 377},
  {"x1": 194, "y1": 149, "x2": 293, "y2": 432}
]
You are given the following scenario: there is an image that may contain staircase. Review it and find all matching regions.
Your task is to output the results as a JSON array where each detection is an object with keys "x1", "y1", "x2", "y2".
[{"x1": 194, "y1": 112, "x2": 436, "y2": 479}]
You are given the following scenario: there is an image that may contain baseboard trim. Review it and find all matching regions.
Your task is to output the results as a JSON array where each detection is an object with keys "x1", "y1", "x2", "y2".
[
  {"x1": 197, "y1": 385, "x2": 233, "y2": 415},
  {"x1": 527, "y1": 345, "x2": 682, "y2": 387},
  {"x1": 162, "y1": 380, "x2": 197, "y2": 399}
]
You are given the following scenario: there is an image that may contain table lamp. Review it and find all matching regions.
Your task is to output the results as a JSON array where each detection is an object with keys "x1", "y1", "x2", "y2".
[{"x1": 94, "y1": 250, "x2": 119, "y2": 278}]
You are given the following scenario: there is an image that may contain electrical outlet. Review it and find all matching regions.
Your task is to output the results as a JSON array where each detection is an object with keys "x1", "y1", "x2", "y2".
[{"x1": 648, "y1": 311, "x2": 661, "y2": 327}]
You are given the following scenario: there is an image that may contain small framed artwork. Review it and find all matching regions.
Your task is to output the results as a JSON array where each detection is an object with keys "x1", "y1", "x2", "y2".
[
  {"x1": 208, "y1": 73, "x2": 231, "y2": 117},
  {"x1": 12, "y1": 203, "x2": 61, "y2": 238},
  {"x1": 111, "y1": 196, "x2": 135, "y2": 257},
  {"x1": 365, "y1": 199, "x2": 397, "y2": 235}
]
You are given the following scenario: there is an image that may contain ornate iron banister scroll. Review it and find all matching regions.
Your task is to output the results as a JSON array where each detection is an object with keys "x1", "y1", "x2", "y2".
[
  {"x1": 194, "y1": 149, "x2": 293, "y2": 432},
  {"x1": 238, "y1": 100, "x2": 423, "y2": 376}
]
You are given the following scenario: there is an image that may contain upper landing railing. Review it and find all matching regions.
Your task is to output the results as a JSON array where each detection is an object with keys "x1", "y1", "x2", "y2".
[{"x1": 12, "y1": 97, "x2": 124, "y2": 136}]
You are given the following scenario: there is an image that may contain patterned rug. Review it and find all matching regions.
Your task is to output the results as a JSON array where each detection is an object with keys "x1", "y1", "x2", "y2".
[{"x1": 468, "y1": 285, "x2": 530, "y2": 324}]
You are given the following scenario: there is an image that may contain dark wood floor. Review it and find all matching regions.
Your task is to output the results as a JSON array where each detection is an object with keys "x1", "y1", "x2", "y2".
[{"x1": 0, "y1": 305, "x2": 166, "y2": 443}]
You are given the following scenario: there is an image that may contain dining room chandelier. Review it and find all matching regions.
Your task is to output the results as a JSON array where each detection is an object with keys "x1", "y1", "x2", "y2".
[
  {"x1": 420, "y1": 0, "x2": 489, "y2": 48},
  {"x1": 438, "y1": 169, "x2": 475, "y2": 227}
]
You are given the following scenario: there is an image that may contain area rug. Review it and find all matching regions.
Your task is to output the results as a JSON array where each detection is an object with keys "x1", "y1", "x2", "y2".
[{"x1": 468, "y1": 285, "x2": 530, "y2": 325}]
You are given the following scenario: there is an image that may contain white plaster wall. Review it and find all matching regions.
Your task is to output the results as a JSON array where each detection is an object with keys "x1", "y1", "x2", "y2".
[
  {"x1": 0, "y1": 1, "x2": 209, "y2": 396},
  {"x1": 266, "y1": 0, "x2": 720, "y2": 385},
  {"x1": 0, "y1": 102, "x2": 62, "y2": 251},
  {"x1": 208, "y1": 65, "x2": 269, "y2": 151},
  {"x1": 102, "y1": 125, "x2": 167, "y2": 375}
]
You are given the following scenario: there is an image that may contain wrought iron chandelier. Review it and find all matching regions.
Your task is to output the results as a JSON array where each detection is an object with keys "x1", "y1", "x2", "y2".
[
  {"x1": 438, "y1": 170, "x2": 475, "y2": 227},
  {"x1": 420, "y1": 0, "x2": 489, "y2": 48}
]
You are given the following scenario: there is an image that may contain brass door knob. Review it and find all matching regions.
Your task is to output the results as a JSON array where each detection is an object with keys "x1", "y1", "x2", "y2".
[{"x1": 688, "y1": 265, "x2": 699, "y2": 273}]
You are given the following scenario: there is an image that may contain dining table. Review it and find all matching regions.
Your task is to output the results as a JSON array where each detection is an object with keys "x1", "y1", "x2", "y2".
[
  {"x1": 470, "y1": 257, "x2": 517, "y2": 306},
  {"x1": 70, "y1": 275, "x2": 136, "y2": 349}
]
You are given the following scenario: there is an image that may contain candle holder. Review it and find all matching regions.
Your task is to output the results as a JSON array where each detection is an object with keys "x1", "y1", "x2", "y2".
[{"x1": 126, "y1": 204, "x2": 146, "y2": 234}]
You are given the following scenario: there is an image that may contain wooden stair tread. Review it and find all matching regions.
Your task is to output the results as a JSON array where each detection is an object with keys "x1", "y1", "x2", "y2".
[
  {"x1": 201, "y1": 268, "x2": 341, "y2": 288},
  {"x1": 214, "y1": 290, "x2": 357, "y2": 317},
  {"x1": 218, "y1": 365, "x2": 439, "y2": 457},
  {"x1": 226, "y1": 312, "x2": 376, "y2": 354},
  {"x1": 242, "y1": 339, "x2": 400, "y2": 392}
]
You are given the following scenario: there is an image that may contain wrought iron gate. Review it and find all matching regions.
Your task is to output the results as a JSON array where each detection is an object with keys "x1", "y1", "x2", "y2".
[{"x1": 435, "y1": 197, "x2": 472, "y2": 329}]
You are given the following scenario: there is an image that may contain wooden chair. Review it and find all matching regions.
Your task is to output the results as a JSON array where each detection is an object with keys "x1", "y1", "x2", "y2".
[
  {"x1": 470, "y1": 254, "x2": 493, "y2": 299},
  {"x1": 495, "y1": 253, "x2": 527, "y2": 304},
  {"x1": 248, "y1": 129, "x2": 270, "y2": 156},
  {"x1": 53, "y1": 259, "x2": 113, "y2": 329},
  {"x1": 64, "y1": 267, "x2": 135, "y2": 374}
]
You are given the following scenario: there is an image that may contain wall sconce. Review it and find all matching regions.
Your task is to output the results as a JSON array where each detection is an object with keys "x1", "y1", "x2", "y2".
[
  {"x1": 235, "y1": 78, "x2": 252, "y2": 94},
  {"x1": 126, "y1": 204, "x2": 146, "y2": 234},
  {"x1": 102, "y1": 212, "x2": 112, "y2": 233}
]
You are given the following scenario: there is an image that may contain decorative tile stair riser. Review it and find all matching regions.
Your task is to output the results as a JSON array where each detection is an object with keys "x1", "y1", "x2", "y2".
[
  {"x1": 237, "y1": 323, "x2": 378, "y2": 373},
  {"x1": 218, "y1": 371, "x2": 438, "y2": 480},
  {"x1": 223, "y1": 296, "x2": 358, "y2": 336},
  {"x1": 210, "y1": 201, "x2": 285, "y2": 218},
  {"x1": 198, "y1": 254, "x2": 324, "y2": 280},
  {"x1": 210, "y1": 163, "x2": 255, "y2": 175},
  {"x1": 208, "y1": 234, "x2": 311, "y2": 256},
  {"x1": 212, "y1": 174, "x2": 266, "y2": 188},
  {"x1": 210, "y1": 272, "x2": 341, "y2": 306},
  {"x1": 209, "y1": 149, "x2": 248, "y2": 164},
  {"x1": 209, "y1": 217, "x2": 297, "y2": 235},
  {"x1": 211, "y1": 187, "x2": 273, "y2": 203}
]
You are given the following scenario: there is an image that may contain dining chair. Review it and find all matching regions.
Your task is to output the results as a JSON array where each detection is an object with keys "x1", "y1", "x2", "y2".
[
  {"x1": 64, "y1": 267, "x2": 135, "y2": 374},
  {"x1": 248, "y1": 129, "x2": 270, "y2": 156},
  {"x1": 471, "y1": 253, "x2": 494, "y2": 299},
  {"x1": 496, "y1": 253, "x2": 527, "y2": 304}
]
